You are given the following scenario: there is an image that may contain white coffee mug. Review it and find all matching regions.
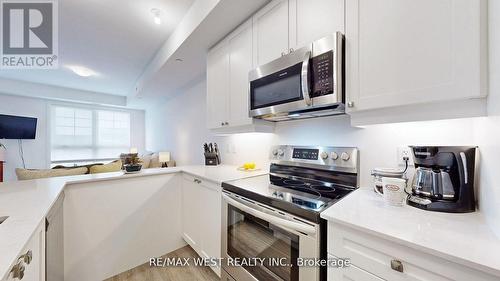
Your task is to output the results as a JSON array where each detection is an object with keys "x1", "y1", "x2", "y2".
[{"x1": 375, "y1": 177, "x2": 407, "y2": 206}]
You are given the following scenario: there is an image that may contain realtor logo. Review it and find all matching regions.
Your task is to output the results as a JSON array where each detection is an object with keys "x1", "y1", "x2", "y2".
[{"x1": 1, "y1": 0, "x2": 58, "y2": 69}]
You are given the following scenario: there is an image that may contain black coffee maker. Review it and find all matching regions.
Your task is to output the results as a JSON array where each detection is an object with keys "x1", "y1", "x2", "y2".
[{"x1": 407, "y1": 146, "x2": 477, "y2": 213}]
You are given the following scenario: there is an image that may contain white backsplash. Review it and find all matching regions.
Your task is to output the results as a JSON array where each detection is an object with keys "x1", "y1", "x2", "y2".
[{"x1": 218, "y1": 115, "x2": 477, "y2": 188}]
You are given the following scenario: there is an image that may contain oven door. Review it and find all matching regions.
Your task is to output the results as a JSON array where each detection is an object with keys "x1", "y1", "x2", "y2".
[
  {"x1": 249, "y1": 46, "x2": 313, "y2": 118},
  {"x1": 222, "y1": 191, "x2": 320, "y2": 281}
]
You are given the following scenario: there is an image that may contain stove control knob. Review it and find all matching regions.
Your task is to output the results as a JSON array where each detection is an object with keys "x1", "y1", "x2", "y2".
[
  {"x1": 277, "y1": 149, "x2": 285, "y2": 157},
  {"x1": 272, "y1": 149, "x2": 279, "y2": 156},
  {"x1": 320, "y1": 152, "x2": 328, "y2": 160},
  {"x1": 341, "y1": 152, "x2": 350, "y2": 161},
  {"x1": 331, "y1": 152, "x2": 339, "y2": 160}
]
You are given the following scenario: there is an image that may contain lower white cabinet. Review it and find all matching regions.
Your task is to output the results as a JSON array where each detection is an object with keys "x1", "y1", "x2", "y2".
[
  {"x1": 181, "y1": 173, "x2": 221, "y2": 276},
  {"x1": 328, "y1": 222, "x2": 499, "y2": 281},
  {"x1": 3, "y1": 222, "x2": 45, "y2": 281}
]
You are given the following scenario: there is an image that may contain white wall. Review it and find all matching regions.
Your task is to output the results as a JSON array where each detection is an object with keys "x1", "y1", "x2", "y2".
[
  {"x1": 0, "y1": 93, "x2": 146, "y2": 181},
  {"x1": 145, "y1": 77, "x2": 218, "y2": 165}
]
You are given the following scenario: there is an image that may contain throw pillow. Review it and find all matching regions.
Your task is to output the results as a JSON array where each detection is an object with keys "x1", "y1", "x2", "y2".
[
  {"x1": 16, "y1": 167, "x2": 88, "y2": 181},
  {"x1": 89, "y1": 160, "x2": 123, "y2": 174}
]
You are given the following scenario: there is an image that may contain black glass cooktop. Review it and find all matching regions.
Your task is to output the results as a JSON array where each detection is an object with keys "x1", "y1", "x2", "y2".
[{"x1": 222, "y1": 173, "x2": 356, "y2": 223}]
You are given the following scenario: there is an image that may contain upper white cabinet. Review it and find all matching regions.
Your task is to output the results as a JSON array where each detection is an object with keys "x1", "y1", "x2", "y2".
[
  {"x1": 207, "y1": 41, "x2": 230, "y2": 130},
  {"x1": 253, "y1": 0, "x2": 345, "y2": 66},
  {"x1": 345, "y1": 0, "x2": 487, "y2": 115},
  {"x1": 228, "y1": 20, "x2": 254, "y2": 128},
  {"x1": 207, "y1": 19, "x2": 274, "y2": 133},
  {"x1": 252, "y1": 0, "x2": 290, "y2": 66},
  {"x1": 289, "y1": 0, "x2": 345, "y2": 50}
]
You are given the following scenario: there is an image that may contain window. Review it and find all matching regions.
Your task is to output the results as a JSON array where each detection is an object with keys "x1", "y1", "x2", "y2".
[{"x1": 51, "y1": 105, "x2": 131, "y2": 164}]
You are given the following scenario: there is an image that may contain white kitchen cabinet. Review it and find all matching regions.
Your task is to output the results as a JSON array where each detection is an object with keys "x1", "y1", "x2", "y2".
[
  {"x1": 289, "y1": 0, "x2": 345, "y2": 50},
  {"x1": 345, "y1": 0, "x2": 487, "y2": 119},
  {"x1": 328, "y1": 222, "x2": 500, "y2": 281},
  {"x1": 228, "y1": 19, "x2": 254, "y2": 128},
  {"x1": 207, "y1": 40, "x2": 230, "y2": 130},
  {"x1": 207, "y1": 20, "x2": 274, "y2": 133},
  {"x1": 252, "y1": 0, "x2": 289, "y2": 66},
  {"x1": 3, "y1": 222, "x2": 45, "y2": 281},
  {"x1": 181, "y1": 174, "x2": 221, "y2": 277},
  {"x1": 253, "y1": 0, "x2": 345, "y2": 66},
  {"x1": 198, "y1": 179, "x2": 222, "y2": 276},
  {"x1": 181, "y1": 174, "x2": 202, "y2": 251}
]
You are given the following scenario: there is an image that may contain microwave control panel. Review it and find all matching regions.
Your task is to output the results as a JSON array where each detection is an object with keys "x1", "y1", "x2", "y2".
[{"x1": 311, "y1": 50, "x2": 334, "y2": 97}]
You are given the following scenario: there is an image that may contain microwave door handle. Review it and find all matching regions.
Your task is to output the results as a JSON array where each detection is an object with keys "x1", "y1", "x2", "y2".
[
  {"x1": 301, "y1": 51, "x2": 312, "y2": 106},
  {"x1": 223, "y1": 193, "x2": 316, "y2": 235}
]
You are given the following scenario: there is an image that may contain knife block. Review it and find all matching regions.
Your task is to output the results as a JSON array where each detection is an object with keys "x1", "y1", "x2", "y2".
[{"x1": 204, "y1": 153, "x2": 218, "y2": 166}]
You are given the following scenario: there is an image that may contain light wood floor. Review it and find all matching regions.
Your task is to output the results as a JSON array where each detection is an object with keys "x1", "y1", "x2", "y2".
[{"x1": 105, "y1": 246, "x2": 220, "y2": 281}]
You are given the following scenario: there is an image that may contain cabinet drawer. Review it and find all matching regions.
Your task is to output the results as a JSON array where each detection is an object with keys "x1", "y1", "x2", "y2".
[{"x1": 329, "y1": 222, "x2": 498, "y2": 281}]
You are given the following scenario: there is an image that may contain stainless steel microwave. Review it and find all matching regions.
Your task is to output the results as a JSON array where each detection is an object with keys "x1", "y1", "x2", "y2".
[{"x1": 249, "y1": 32, "x2": 344, "y2": 121}]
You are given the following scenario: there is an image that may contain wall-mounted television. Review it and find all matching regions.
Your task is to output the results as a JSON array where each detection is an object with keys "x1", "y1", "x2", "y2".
[{"x1": 0, "y1": 114, "x2": 37, "y2": 139}]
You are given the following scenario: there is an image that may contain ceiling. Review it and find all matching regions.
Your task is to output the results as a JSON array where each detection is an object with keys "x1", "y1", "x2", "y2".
[{"x1": 0, "y1": 0, "x2": 194, "y2": 96}]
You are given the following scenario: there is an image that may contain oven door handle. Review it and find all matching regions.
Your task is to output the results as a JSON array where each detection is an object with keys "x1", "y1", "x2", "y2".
[
  {"x1": 223, "y1": 193, "x2": 316, "y2": 235},
  {"x1": 301, "y1": 50, "x2": 312, "y2": 106}
]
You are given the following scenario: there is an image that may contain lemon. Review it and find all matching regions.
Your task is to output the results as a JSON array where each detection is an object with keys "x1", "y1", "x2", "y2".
[
  {"x1": 243, "y1": 163, "x2": 251, "y2": 170},
  {"x1": 248, "y1": 162, "x2": 256, "y2": 169}
]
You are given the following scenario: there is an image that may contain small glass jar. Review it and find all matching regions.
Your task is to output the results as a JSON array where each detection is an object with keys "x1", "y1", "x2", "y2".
[{"x1": 371, "y1": 168, "x2": 407, "y2": 195}]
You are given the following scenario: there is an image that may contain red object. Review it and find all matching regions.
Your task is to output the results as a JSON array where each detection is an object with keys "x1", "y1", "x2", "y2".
[{"x1": 0, "y1": 161, "x2": 3, "y2": 182}]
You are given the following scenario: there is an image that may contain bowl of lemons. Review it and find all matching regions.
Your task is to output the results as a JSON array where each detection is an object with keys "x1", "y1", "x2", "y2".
[{"x1": 238, "y1": 162, "x2": 260, "y2": 171}]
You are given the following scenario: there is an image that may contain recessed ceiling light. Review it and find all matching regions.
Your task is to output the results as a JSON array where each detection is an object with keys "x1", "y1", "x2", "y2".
[
  {"x1": 151, "y1": 8, "x2": 161, "y2": 25},
  {"x1": 66, "y1": 65, "x2": 97, "y2": 77}
]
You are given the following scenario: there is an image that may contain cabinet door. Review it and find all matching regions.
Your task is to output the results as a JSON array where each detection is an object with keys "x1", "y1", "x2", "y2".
[
  {"x1": 228, "y1": 19, "x2": 254, "y2": 128},
  {"x1": 289, "y1": 0, "x2": 344, "y2": 50},
  {"x1": 346, "y1": 0, "x2": 487, "y2": 112},
  {"x1": 181, "y1": 176, "x2": 201, "y2": 251},
  {"x1": 252, "y1": 0, "x2": 289, "y2": 66},
  {"x1": 4, "y1": 223, "x2": 45, "y2": 281},
  {"x1": 199, "y1": 180, "x2": 222, "y2": 276},
  {"x1": 207, "y1": 41, "x2": 230, "y2": 129}
]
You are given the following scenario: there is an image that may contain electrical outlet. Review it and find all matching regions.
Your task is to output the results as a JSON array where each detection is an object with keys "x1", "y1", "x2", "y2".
[{"x1": 397, "y1": 146, "x2": 413, "y2": 166}]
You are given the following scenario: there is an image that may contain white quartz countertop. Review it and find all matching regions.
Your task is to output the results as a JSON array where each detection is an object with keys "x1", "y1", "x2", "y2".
[
  {"x1": 321, "y1": 188, "x2": 500, "y2": 277},
  {"x1": 0, "y1": 165, "x2": 267, "y2": 279}
]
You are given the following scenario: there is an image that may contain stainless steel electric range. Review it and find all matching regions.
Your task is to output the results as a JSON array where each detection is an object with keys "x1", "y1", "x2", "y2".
[{"x1": 221, "y1": 145, "x2": 359, "y2": 281}]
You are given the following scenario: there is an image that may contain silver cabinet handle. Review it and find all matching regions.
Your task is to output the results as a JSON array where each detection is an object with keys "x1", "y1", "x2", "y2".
[
  {"x1": 19, "y1": 250, "x2": 32, "y2": 265},
  {"x1": 391, "y1": 259, "x2": 404, "y2": 273},
  {"x1": 347, "y1": 101, "x2": 354, "y2": 108},
  {"x1": 224, "y1": 122, "x2": 229, "y2": 125},
  {"x1": 11, "y1": 261, "x2": 25, "y2": 280},
  {"x1": 193, "y1": 179, "x2": 202, "y2": 184}
]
